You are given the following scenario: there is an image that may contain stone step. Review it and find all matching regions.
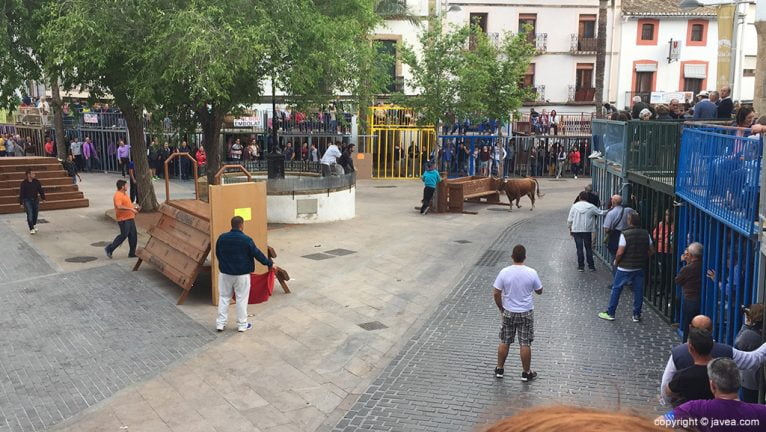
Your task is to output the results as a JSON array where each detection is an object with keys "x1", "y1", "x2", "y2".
[
  {"x1": 0, "y1": 198, "x2": 89, "y2": 214},
  {"x1": 0, "y1": 170, "x2": 67, "y2": 181},
  {"x1": 0, "y1": 191, "x2": 85, "y2": 205},
  {"x1": 0, "y1": 184, "x2": 80, "y2": 196},
  {"x1": 0, "y1": 156, "x2": 59, "y2": 166},
  {"x1": 0, "y1": 163, "x2": 63, "y2": 172},
  {"x1": 0, "y1": 176, "x2": 74, "y2": 189}
]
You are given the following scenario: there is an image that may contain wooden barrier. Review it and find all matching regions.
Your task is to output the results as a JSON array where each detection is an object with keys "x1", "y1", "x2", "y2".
[
  {"x1": 133, "y1": 201, "x2": 211, "y2": 304},
  {"x1": 435, "y1": 176, "x2": 503, "y2": 214}
]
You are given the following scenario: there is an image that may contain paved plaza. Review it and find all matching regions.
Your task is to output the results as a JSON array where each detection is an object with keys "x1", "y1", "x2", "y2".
[{"x1": 0, "y1": 175, "x2": 681, "y2": 432}]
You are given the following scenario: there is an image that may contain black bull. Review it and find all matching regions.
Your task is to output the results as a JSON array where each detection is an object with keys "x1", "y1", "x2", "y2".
[{"x1": 497, "y1": 178, "x2": 544, "y2": 211}]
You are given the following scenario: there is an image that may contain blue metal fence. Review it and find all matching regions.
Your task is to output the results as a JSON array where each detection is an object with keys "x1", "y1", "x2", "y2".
[
  {"x1": 676, "y1": 128, "x2": 763, "y2": 237},
  {"x1": 677, "y1": 204, "x2": 760, "y2": 345}
]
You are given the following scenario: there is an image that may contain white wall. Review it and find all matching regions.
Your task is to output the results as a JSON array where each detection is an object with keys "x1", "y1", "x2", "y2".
[
  {"x1": 445, "y1": 0, "x2": 615, "y2": 108},
  {"x1": 615, "y1": 16, "x2": 718, "y2": 109},
  {"x1": 267, "y1": 188, "x2": 356, "y2": 224},
  {"x1": 737, "y1": 4, "x2": 757, "y2": 101}
]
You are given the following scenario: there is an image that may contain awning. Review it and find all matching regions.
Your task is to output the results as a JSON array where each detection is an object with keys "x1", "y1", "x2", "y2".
[
  {"x1": 635, "y1": 63, "x2": 657, "y2": 72},
  {"x1": 684, "y1": 64, "x2": 707, "y2": 79}
]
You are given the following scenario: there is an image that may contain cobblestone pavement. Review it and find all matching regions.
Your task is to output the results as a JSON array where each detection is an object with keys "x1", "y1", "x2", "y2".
[
  {"x1": 334, "y1": 208, "x2": 680, "y2": 432},
  {"x1": 0, "y1": 264, "x2": 217, "y2": 432},
  {"x1": 0, "y1": 221, "x2": 57, "y2": 282}
]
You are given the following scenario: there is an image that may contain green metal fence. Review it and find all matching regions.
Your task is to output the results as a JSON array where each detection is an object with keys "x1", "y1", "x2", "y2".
[{"x1": 625, "y1": 121, "x2": 682, "y2": 191}]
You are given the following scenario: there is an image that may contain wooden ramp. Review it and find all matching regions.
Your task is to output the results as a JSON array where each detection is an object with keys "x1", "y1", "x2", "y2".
[
  {"x1": 0, "y1": 157, "x2": 89, "y2": 214},
  {"x1": 134, "y1": 200, "x2": 211, "y2": 304}
]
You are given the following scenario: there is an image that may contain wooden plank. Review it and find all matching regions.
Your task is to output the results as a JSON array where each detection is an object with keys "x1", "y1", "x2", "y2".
[
  {"x1": 160, "y1": 203, "x2": 210, "y2": 232},
  {"x1": 136, "y1": 248, "x2": 197, "y2": 290},
  {"x1": 143, "y1": 237, "x2": 205, "y2": 276},
  {"x1": 147, "y1": 225, "x2": 209, "y2": 262},
  {"x1": 166, "y1": 199, "x2": 211, "y2": 222},
  {"x1": 156, "y1": 215, "x2": 210, "y2": 248}
]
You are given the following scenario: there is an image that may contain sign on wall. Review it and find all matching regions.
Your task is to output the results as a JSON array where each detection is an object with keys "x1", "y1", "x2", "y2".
[{"x1": 667, "y1": 39, "x2": 681, "y2": 63}]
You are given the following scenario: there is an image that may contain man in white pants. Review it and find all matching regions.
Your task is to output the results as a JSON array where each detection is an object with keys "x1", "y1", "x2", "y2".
[{"x1": 215, "y1": 216, "x2": 274, "y2": 332}]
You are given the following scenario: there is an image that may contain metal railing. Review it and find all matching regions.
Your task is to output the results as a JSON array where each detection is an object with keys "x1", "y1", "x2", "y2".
[
  {"x1": 676, "y1": 127, "x2": 762, "y2": 237},
  {"x1": 568, "y1": 86, "x2": 595, "y2": 103},
  {"x1": 677, "y1": 204, "x2": 760, "y2": 345},
  {"x1": 590, "y1": 158, "x2": 627, "y2": 263},
  {"x1": 535, "y1": 33, "x2": 548, "y2": 53},
  {"x1": 625, "y1": 121, "x2": 683, "y2": 190},
  {"x1": 570, "y1": 34, "x2": 597, "y2": 53},
  {"x1": 514, "y1": 112, "x2": 593, "y2": 136}
]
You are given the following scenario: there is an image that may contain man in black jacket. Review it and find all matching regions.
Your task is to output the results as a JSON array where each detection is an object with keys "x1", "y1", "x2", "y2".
[
  {"x1": 19, "y1": 168, "x2": 46, "y2": 234},
  {"x1": 717, "y1": 86, "x2": 734, "y2": 119}
]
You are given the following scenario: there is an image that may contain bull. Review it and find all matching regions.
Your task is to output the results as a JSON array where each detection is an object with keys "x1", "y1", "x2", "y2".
[{"x1": 497, "y1": 177, "x2": 544, "y2": 211}]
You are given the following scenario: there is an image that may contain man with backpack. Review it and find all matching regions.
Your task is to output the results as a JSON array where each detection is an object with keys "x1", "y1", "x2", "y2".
[{"x1": 603, "y1": 194, "x2": 632, "y2": 276}]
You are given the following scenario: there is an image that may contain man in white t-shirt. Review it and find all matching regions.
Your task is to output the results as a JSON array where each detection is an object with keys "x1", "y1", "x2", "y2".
[
  {"x1": 320, "y1": 142, "x2": 342, "y2": 177},
  {"x1": 493, "y1": 244, "x2": 543, "y2": 382},
  {"x1": 599, "y1": 212, "x2": 655, "y2": 323}
]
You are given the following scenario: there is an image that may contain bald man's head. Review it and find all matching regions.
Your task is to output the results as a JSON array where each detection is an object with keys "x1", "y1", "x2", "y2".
[
  {"x1": 691, "y1": 315, "x2": 713, "y2": 332},
  {"x1": 611, "y1": 195, "x2": 623, "y2": 206}
]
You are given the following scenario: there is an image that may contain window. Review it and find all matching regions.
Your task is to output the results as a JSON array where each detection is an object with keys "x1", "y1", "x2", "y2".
[
  {"x1": 519, "y1": 14, "x2": 537, "y2": 43},
  {"x1": 522, "y1": 63, "x2": 535, "y2": 88},
  {"x1": 641, "y1": 24, "x2": 654, "y2": 40},
  {"x1": 683, "y1": 78, "x2": 703, "y2": 95},
  {"x1": 469, "y1": 13, "x2": 488, "y2": 50},
  {"x1": 376, "y1": 40, "x2": 398, "y2": 93},
  {"x1": 636, "y1": 19, "x2": 659, "y2": 45},
  {"x1": 686, "y1": 20, "x2": 708, "y2": 46},
  {"x1": 578, "y1": 15, "x2": 596, "y2": 38},
  {"x1": 743, "y1": 56, "x2": 756, "y2": 77},
  {"x1": 743, "y1": 69, "x2": 755, "y2": 77},
  {"x1": 635, "y1": 72, "x2": 654, "y2": 92},
  {"x1": 469, "y1": 13, "x2": 488, "y2": 33},
  {"x1": 575, "y1": 64, "x2": 595, "y2": 102},
  {"x1": 691, "y1": 25, "x2": 703, "y2": 41}
]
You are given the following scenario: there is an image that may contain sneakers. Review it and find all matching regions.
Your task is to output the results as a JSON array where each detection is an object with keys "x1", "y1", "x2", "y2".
[
  {"x1": 238, "y1": 323, "x2": 253, "y2": 332},
  {"x1": 216, "y1": 325, "x2": 225, "y2": 332},
  {"x1": 588, "y1": 151, "x2": 602, "y2": 159},
  {"x1": 598, "y1": 312, "x2": 615, "y2": 321},
  {"x1": 494, "y1": 367, "x2": 504, "y2": 378},
  {"x1": 422, "y1": 206, "x2": 430, "y2": 215},
  {"x1": 578, "y1": 267, "x2": 584, "y2": 272},
  {"x1": 521, "y1": 371, "x2": 538, "y2": 382},
  {"x1": 632, "y1": 315, "x2": 642, "y2": 323},
  {"x1": 574, "y1": 175, "x2": 578, "y2": 179},
  {"x1": 29, "y1": 228, "x2": 36, "y2": 235},
  {"x1": 589, "y1": 267, "x2": 597, "y2": 272},
  {"x1": 104, "y1": 246, "x2": 112, "y2": 259}
]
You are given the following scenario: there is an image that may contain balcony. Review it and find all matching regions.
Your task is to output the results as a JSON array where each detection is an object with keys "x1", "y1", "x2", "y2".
[
  {"x1": 535, "y1": 33, "x2": 548, "y2": 53},
  {"x1": 535, "y1": 85, "x2": 546, "y2": 102},
  {"x1": 570, "y1": 34, "x2": 597, "y2": 54},
  {"x1": 568, "y1": 85, "x2": 595, "y2": 103}
]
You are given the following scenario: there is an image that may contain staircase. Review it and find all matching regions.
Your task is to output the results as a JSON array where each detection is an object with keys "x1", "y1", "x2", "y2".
[{"x1": 0, "y1": 157, "x2": 89, "y2": 214}]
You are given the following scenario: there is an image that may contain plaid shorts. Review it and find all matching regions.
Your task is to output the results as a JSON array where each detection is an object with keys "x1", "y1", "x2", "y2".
[{"x1": 499, "y1": 310, "x2": 534, "y2": 346}]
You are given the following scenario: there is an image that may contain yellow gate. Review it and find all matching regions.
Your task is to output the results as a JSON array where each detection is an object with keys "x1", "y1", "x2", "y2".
[{"x1": 368, "y1": 105, "x2": 436, "y2": 179}]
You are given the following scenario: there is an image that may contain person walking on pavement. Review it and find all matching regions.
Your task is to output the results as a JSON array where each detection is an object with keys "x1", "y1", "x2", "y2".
[
  {"x1": 215, "y1": 216, "x2": 275, "y2": 332},
  {"x1": 19, "y1": 169, "x2": 46, "y2": 235},
  {"x1": 676, "y1": 242, "x2": 704, "y2": 342},
  {"x1": 420, "y1": 162, "x2": 441, "y2": 215},
  {"x1": 493, "y1": 244, "x2": 543, "y2": 382},
  {"x1": 567, "y1": 191, "x2": 608, "y2": 272},
  {"x1": 105, "y1": 180, "x2": 139, "y2": 259},
  {"x1": 599, "y1": 212, "x2": 655, "y2": 322}
]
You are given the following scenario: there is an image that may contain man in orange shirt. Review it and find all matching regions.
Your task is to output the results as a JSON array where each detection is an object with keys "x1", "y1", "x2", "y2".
[{"x1": 105, "y1": 179, "x2": 140, "y2": 259}]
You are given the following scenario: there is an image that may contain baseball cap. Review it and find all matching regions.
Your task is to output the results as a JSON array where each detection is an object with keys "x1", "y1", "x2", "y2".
[{"x1": 697, "y1": 90, "x2": 709, "y2": 98}]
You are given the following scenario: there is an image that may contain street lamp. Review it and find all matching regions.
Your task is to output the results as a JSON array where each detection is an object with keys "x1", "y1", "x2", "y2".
[{"x1": 678, "y1": 0, "x2": 754, "y2": 100}]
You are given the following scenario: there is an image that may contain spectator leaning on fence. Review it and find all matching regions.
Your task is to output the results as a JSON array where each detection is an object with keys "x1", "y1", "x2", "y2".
[
  {"x1": 320, "y1": 141, "x2": 341, "y2": 177},
  {"x1": 734, "y1": 304, "x2": 765, "y2": 403},
  {"x1": 675, "y1": 243, "x2": 703, "y2": 342},
  {"x1": 663, "y1": 328, "x2": 715, "y2": 407}
]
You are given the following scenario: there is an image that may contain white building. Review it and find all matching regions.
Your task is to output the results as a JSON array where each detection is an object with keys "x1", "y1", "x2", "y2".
[
  {"x1": 443, "y1": 0, "x2": 620, "y2": 112},
  {"x1": 738, "y1": 3, "x2": 758, "y2": 102},
  {"x1": 611, "y1": 0, "x2": 720, "y2": 109}
]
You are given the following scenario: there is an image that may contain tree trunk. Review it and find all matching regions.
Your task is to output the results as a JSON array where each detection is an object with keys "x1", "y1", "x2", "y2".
[
  {"x1": 50, "y1": 79, "x2": 67, "y2": 158},
  {"x1": 754, "y1": 21, "x2": 766, "y2": 115},
  {"x1": 121, "y1": 102, "x2": 160, "y2": 212},
  {"x1": 197, "y1": 105, "x2": 223, "y2": 186},
  {"x1": 594, "y1": 0, "x2": 608, "y2": 119}
]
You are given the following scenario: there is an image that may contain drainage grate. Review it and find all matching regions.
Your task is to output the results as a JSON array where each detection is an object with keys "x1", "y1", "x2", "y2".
[
  {"x1": 374, "y1": 185, "x2": 397, "y2": 189},
  {"x1": 90, "y1": 241, "x2": 111, "y2": 247},
  {"x1": 475, "y1": 249, "x2": 506, "y2": 266},
  {"x1": 302, "y1": 253, "x2": 335, "y2": 261},
  {"x1": 454, "y1": 240, "x2": 472, "y2": 244},
  {"x1": 358, "y1": 321, "x2": 388, "y2": 331},
  {"x1": 325, "y1": 248, "x2": 356, "y2": 256},
  {"x1": 65, "y1": 256, "x2": 97, "y2": 263},
  {"x1": 36, "y1": 219, "x2": 49, "y2": 224}
]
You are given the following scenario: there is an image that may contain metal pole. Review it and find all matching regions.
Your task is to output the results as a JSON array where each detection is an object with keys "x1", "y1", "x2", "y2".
[{"x1": 729, "y1": 2, "x2": 740, "y2": 99}]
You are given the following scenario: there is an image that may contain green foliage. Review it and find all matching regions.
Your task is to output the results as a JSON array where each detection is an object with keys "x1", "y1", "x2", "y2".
[
  {"x1": 399, "y1": 19, "x2": 534, "y2": 130},
  {"x1": 396, "y1": 18, "x2": 469, "y2": 129},
  {"x1": 0, "y1": 0, "x2": 46, "y2": 109}
]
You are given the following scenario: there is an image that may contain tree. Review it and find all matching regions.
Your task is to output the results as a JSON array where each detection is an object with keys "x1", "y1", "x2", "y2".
[
  {"x1": 454, "y1": 27, "x2": 534, "y2": 128},
  {"x1": 41, "y1": 0, "x2": 161, "y2": 210},
  {"x1": 0, "y1": 0, "x2": 67, "y2": 158},
  {"x1": 374, "y1": 0, "x2": 419, "y2": 24},
  {"x1": 397, "y1": 18, "x2": 470, "y2": 135},
  {"x1": 594, "y1": 0, "x2": 608, "y2": 118}
]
